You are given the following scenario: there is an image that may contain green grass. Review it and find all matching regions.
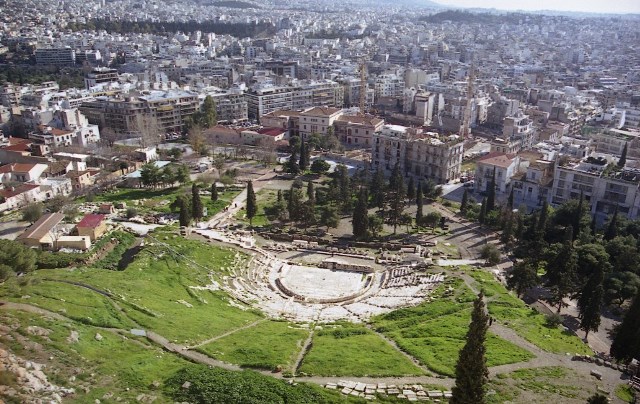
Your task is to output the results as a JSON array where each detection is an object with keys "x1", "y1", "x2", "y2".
[
  {"x1": 616, "y1": 384, "x2": 636, "y2": 403},
  {"x1": 235, "y1": 188, "x2": 278, "y2": 227},
  {"x1": 466, "y1": 270, "x2": 593, "y2": 355},
  {"x1": 299, "y1": 323, "x2": 425, "y2": 377},
  {"x1": 197, "y1": 320, "x2": 308, "y2": 371},
  {"x1": 0, "y1": 309, "x2": 188, "y2": 403},
  {"x1": 372, "y1": 278, "x2": 534, "y2": 376},
  {"x1": 1, "y1": 231, "x2": 262, "y2": 345},
  {"x1": 488, "y1": 367, "x2": 584, "y2": 403}
]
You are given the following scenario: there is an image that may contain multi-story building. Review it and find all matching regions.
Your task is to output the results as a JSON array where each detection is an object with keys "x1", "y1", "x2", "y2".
[
  {"x1": 551, "y1": 156, "x2": 640, "y2": 222},
  {"x1": 247, "y1": 85, "x2": 294, "y2": 121},
  {"x1": 474, "y1": 152, "x2": 521, "y2": 194},
  {"x1": 371, "y1": 124, "x2": 464, "y2": 184},
  {"x1": 339, "y1": 77, "x2": 375, "y2": 109},
  {"x1": 334, "y1": 114, "x2": 384, "y2": 147},
  {"x1": 35, "y1": 48, "x2": 76, "y2": 66},
  {"x1": 206, "y1": 91, "x2": 248, "y2": 123},
  {"x1": 84, "y1": 68, "x2": 119, "y2": 89},
  {"x1": 298, "y1": 107, "x2": 343, "y2": 139},
  {"x1": 79, "y1": 90, "x2": 198, "y2": 135},
  {"x1": 374, "y1": 74, "x2": 405, "y2": 100},
  {"x1": 511, "y1": 159, "x2": 555, "y2": 209}
]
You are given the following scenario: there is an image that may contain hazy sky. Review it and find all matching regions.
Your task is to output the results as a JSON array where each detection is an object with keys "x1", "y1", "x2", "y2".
[{"x1": 435, "y1": 0, "x2": 640, "y2": 14}]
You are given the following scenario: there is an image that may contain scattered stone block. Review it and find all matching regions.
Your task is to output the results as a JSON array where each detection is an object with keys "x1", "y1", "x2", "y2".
[
  {"x1": 325, "y1": 383, "x2": 337, "y2": 390},
  {"x1": 590, "y1": 369, "x2": 603, "y2": 380},
  {"x1": 354, "y1": 382, "x2": 366, "y2": 392},
  {"x1": 341, "y1": 387, "x2": 352, "y2": 395}
]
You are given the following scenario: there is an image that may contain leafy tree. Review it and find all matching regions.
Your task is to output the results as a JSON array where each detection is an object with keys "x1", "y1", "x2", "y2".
[
  {"x1": 577, "y1": 267, "x2": 605, "y2": 339},
  {"x1": 407, "y1": 176, "x2": 415, "y2": 201},
  {"x1": 22, "y1": 203, "x2": 43, "y2": 223},
  {"x1": 161, "y1": 165, "x2": 175, "y2": 187},
  {"x1": 421, "y1": 211, "x2": 442, "y2": 230},
  {"x1": 299, "y1": 200, "x2": 316, "y2": 231},
  {"x1": 319, "y1": 204, "x2": 340, "y2": 230},
  {"x1": 575, "y1": 243, "x2": 611, "y2": 279},
  {"x1": 45, "y1": 195, "x2": 70, "y2": 213},
  {"x1": 486, "y1": 167, "x2": 496, "y2": 211},
  {"x1": 480, "y1": 244, "x2": 501, "y2": 266},
  {"x1": 586, "y1": 393, "x2": 609, "y2": 404},
  {"x1": 368, "y1": 214, "x2": 384, "y2": 238},
  {"x1": 604, "y1": 272, "x2": 640, "y2": 306},
  {"x1": 175, "y1": 164, "x2": 190, "y2": 185},
  {"x1": 245, "y1": 180, "x2": 257, "y2": 227},
  {"x1": 191, "y1": 183, "x2": 203, "y2": 222},
  {"x1": 618, "y1": 142, "x2": 628, "y2": 168},
  {"x1": 210, "y1": 183, "x2": 218, "y2": 201},
  {"x1": 140, "y1": 162, "x2": 161, "y2": 187},
  {"x1": 605, "y1": 235, "x2": 640, "y2": 274},
  {"x1": 507, "y1": 259, "x2": 539, "y2": 298},
  {"x1": 400, "y1": 213, "x2": 413, "y2": 232},
  {"x1": 610, "y1": 288, "x2": 640, "y2": 361},
  {"x1": 332, "y1": 164, "x2": 352, "y2": 213},
  {"x1": 451, "y1": 292, "x2": 489, "y2": 404},
  {"x1": 460, "y1": 188, "x2": 469, "y2": 214},
  {"x1": 187, "y1": 95, "x2": 217, "y2": 129},
  {"x1": 545, "y1": 229, "x2": 579, "y2": 313},
  {"x1": 352, "y1": 189, "x2": 369, "y2": 240},
  {"x1": 310, "y1": 158, "x2": 330, "y2": 174},
  {"x1": 0, "y1": 239, "x2": 36, "y2": 277}
]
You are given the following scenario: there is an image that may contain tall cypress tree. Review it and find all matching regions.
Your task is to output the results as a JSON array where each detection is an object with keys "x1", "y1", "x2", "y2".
[
  {"x1": 578, "y1": 267, "x2": 604, "y2": 340},
  {"x1": 460, "y1": 188, "x2": 469, "y2": 214},
  {"x1": 298, "y1": 138, "x2": 307, "y2": 170},
  {"x1": 210, "y1": 183, "x2": 218, "y2": 202},
  {"x1": 574, "y1": 190, "x2": 584, "y2": 240},
  {"x1": 451, "y1": 292, "x2": 489, "y2": 404},
  {"x1": 370, "y1": 168, "x2": 386, "y2": 209},
  {"x1": 415, "y1": 181, "x2": 423, "y2": 206},
  {"x1": 191, "y1": 183, "x2": 203, "y2": 222},
  {"x1": 537, "y1": 200, "x2": 549, "y2": 233},
  {"x1": 604, "y1": 206, "x2": 619, "y2": 241},
  {"x1": 352, "y1": 189, "x2": 369, "y2": 240},
  {"x1": 486, "y1": 167, "x2": 496, "y2": 212},
  {"x1": 507, "y1": 188, "x2": 514, "y2": 209},
  {"x1": 386, "y1": 164, "x2": 406, "y2": 234},
  {"x1": 407, "y1": 176, "x2": 415, "y2": 201},
  {"x1": 611, "y1": 288, "x2": 640, "y2": 361},
  {"x1": 479, "y1": 197, "x2": 487, "y2": 224},
  {"x1": 416, "y1": 186, "x2": 424, "y2": 226},
  {"x1": 618, "y1": 142, "x2": 628, "y2": 168},
  {"x1": 178, "y1": 196, "x2": 191, "y2": 227},
  {"x1": 245, "y1": 180, "x2": 257, "y2": 227},
  {"x1": 306, "y1": 181, "x2": 315, "y2": 203}
]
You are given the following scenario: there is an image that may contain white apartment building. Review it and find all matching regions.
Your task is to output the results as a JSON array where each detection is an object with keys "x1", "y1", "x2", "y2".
[
  {"x1": 374, "y1": 74, "x2": 405, "y2": 100},
  {"x1": 551, "y1": 156, "x2": 640, "y2": 222},
  {"x1": 298, "y1": 107, "x2": 343, "y2": 139},
  {"x1": 35, "y1": 48, "x2": 76, "y2": 66},
  {"x1": 474, "y1": 152, "x2": 521, "y2": 194}
]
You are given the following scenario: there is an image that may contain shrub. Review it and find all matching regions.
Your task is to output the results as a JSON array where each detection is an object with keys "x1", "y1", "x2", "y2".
[
  {"x1": 545, "y1": 313, "x2": 563, "y2": 328},
  {"x1": 126, "y1": 207, "x2": 138, "y2": 218},
  {"x1": 480, "y1": 244, "x2": 501, "y2": 266}
]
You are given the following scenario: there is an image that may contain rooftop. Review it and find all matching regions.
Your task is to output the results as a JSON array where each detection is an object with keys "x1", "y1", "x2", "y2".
[
  {"x1": 17, "y1": 212, "x2": 65, "y2": 241},
  {"x1": 76, "y1": 214, "x2": 105, "y2": 229}
]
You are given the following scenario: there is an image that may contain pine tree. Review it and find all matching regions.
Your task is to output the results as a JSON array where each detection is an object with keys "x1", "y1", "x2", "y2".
[
  {"x1": 507, "y1": 259, "x2": 539, "y2": 298},
  {"x1": 486, "y1": 167, "x2": 496, "y2": 212},
  {"x1": 210, "y1": 183, "x2": 218, "y2": 202},
  {"x1": 460, "y1": 188, "x2": 469, "y2": 214},
  {"x1": 352, "y1": 189, "x2": 369, "y2": 240},
  {"x1": 604, "y1": 206, "x2": 619, "y2": 241},
  {"x1": 507, "y1": 188, "x2": 514, "y2": 209},
  {"x1": 407, "y1": 176, "x2": 415, "y2": 202},
  {"x1": 245, "y1": 180, "x2": 257, "y2": 227},
  {"x1": 610, "y1": 288, "x2": 640, "y2": 361},
  {"x1": 416, "y1": 186, "x2": 424, "y2": 226},
  {"x1": 479, "y1": 197, "x2": 487, "y2": 224},
  {"x1": 451, "y1": 292, "x2": 489, "y2": 404},
  {"x1": 577, "y1": 267, "x2": 604, "y2": 340},
  {"x1": 191, "y1": 183, "x2": 203, "y2": 222},
  {"x1": 618, "y1": 142, "x2": 628, "y2": 168}
]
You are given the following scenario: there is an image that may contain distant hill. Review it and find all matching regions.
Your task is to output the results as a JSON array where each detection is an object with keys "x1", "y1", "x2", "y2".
[
  {"x1": 419, "y1": 9, "x2": 546, "y2": 24},
  {"x1": 210, "y1": 0, "x2": 261, "y2": 9}
]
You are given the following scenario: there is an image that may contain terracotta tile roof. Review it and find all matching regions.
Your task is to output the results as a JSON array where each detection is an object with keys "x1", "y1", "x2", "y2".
[
  {"x1": 76, "y1": 214, "x2": 105, "y2": 229},
  {"x1": 477, "y1": 152, "x2": 518, "y2": 168},
  {"x1": 0, "y1": 163, "x2": 37, "y2": 174},
  {"x1": 17, "y1": 212, "x2": 64, "y2": 241},
  {"x1": 335, "y1": 114, "x2": 384, "y2": 126},
  {"x1": 261, "y1": 109, "x2": 302, "y2": 117},
  {"x1": 0, "y1": 183, "x2": 39, "y2": 198},
  {"x1": 3, "y1": 143, "x2": 31, "y2": 152},
  {"x1": 257, "y1": 127, "x2": 286, "y2": 137},
  {"x1": 300, "y1": 107, "x2": 342, "y2": 116}
]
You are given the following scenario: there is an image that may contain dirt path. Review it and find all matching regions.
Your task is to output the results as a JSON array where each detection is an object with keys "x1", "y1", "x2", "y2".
[
  {"x1": 186, "y1": 318, "x2": 267, "y2": 350},
  {"x1": 292, "y1": 327, "x2": 314, "y2": 374}
]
